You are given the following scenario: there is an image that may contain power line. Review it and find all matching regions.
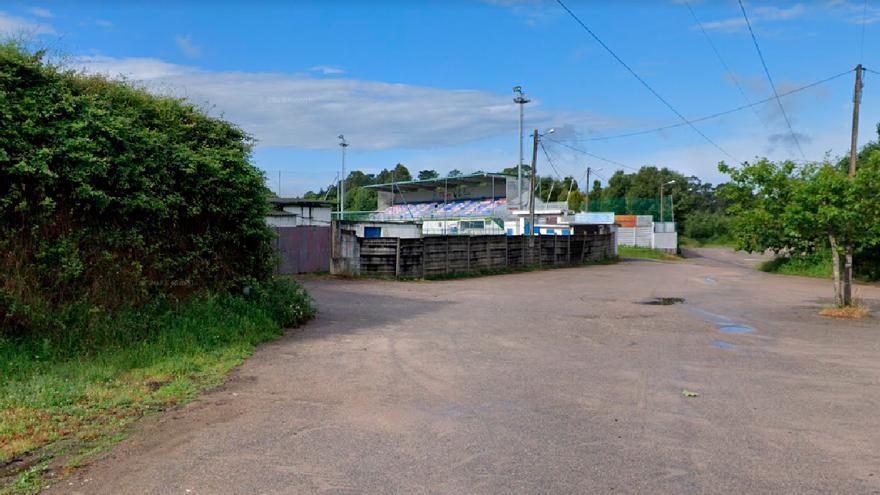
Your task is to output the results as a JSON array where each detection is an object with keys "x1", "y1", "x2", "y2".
[
  {"x1": 574, "y1": 69, "x2": 853, "y2": 142},
  {"x1": 539, "y1": 141, "x2": 566, "y2": 180},
  {"x1": 684, "y1": 0, "x2": 767, "y2": 129},
  {"x1": 554, "y1": 0, "x2": 737, "y2": 161},
  {"x1": 545, "y1": 136, "x2": 640, "y2": 172},
  {"x1": 738, "y1": 0, "x2": 806, "y2": 161}
]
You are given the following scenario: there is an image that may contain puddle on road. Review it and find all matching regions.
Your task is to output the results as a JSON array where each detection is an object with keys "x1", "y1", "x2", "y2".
[
  {"x1": 719, "y1": 325, "x2": 755, "y2": 334},
  {"x1": 640, "y1": 297, "x2": 686, "y2": 306},
  {"x1": 685, "y1": 306, "x2": 758, "y2": 337},
  {"x1": 711, "y1": 340, "x2": 736, "y2": 349}
]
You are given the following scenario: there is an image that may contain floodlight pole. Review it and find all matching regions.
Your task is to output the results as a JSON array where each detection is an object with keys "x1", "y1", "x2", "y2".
[
  {"x1": 514, "y1": 86, "x2": 531, "y2": 209},
  {"x1": 338, "y1": 135, "x2": 348, "y2": 218}
]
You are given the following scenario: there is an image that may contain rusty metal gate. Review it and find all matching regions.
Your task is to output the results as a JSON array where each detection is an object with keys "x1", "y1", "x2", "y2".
[{"x1": 272, "y1": 226, "x2": 331, "y2": 274}]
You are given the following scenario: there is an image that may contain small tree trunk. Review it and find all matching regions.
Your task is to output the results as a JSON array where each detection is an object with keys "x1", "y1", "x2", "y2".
[
  {"x1": 829, "y1": 234, "x2": 843, "y2": 307},
  {"x1": 843, "y1": 244, "x2": 854, "y2": 306}
]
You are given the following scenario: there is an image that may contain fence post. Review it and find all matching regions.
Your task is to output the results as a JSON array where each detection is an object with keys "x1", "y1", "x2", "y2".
[
  {"x1": 395, "y1": 237, "x2": 401, "y2": 277},
  {"x1": 445, "y1": 236, "x2": 450, "y2": 275},
  {"x1": 565, "y1": 231, "x2": 574, "y2": 265},
  {"x1": 466, "y1": 236, "x2": 471, "y2": 272}
]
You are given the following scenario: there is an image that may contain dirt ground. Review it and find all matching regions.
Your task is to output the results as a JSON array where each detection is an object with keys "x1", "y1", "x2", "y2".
[{"x1": 50, "y1": 248, "x2": 880, "y2": 494}]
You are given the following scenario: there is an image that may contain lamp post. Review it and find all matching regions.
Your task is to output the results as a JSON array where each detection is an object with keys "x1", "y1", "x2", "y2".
[
  {"x1": 337, "y1": 135, "x2": 348, "y2": 218},
  {"x1": 513, "y1": 86, "x2": 531, "y2": 209},
  {"x1": 659, "y1": 180, "x2": 675, "y2": 226}
]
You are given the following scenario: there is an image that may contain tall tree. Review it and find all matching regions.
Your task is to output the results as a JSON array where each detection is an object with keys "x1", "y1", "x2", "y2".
[{"x1": 418, "y1": 169, "x2": 439, "y2": 180}]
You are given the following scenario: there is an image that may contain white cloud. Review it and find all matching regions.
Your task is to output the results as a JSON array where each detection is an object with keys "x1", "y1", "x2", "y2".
[
  {"x1": 483, "y1": 0, "x2": 559, "y2": 26},
  {"x1": 174, "y1": 34, "x2": 202, "y2": 58},
  {"x1": 309, "y1": 65, "x2": 345, "y2": 75},
  {"x1": 72, "y1": 56, "x2": 625, "y2": 152},
  {"x1": 0, "y1": 11, "x2": 55, "y2": 37},
  {"x1": 28, "y1": 7, "x2": 52, "y2": 18},
  {"x1": 826, "y1": 0, "x2": 880, "y2": 24},
  {"x1": 700, "y1": 4, "x2": 806, "y2": 31},
  {"x1": 94, "y1": 19, "x2": 113, "y2": 29}
]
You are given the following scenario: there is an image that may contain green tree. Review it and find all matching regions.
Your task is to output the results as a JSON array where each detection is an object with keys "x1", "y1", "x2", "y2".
[
  {"x1": 719, "y1": 153, "x2": 880, "y2": 306},
  {"x1": 418, "y1": 169, "x2": 439, "y2": 180},
  {"x1": 448, "y1": 169, "x2": 462, "y2": 177}
]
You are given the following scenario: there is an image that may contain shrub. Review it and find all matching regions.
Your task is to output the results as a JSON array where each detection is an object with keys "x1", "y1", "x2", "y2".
[
  {"x1": 683, "y1": 210, "x2": 731, "y2": 242},
  {"x1": 0, "y1": 44, "x2": 276, "y2": 335}
]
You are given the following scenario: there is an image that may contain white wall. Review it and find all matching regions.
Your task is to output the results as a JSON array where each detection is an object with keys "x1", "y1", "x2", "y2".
[
  {"x1": 280, "y1": 205, "x2": 332, "y2": 226},
  {"x1": 353, "y1": 222, "x2": 422, "y2": 238},
  {"x1": 652, "y1": 232, "x2": 678, "y2": 252}
]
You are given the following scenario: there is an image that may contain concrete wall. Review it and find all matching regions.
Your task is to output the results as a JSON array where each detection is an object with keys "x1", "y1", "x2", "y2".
[
  {"x1": 331, "y1": 225, "x2": 615, "y2": 278},
  {"x1": 330, "y1": 222, "x2": 361, "y2": 275},
  {"x1": 652, "y1": 232, "x2": 678, "y2": 253}
]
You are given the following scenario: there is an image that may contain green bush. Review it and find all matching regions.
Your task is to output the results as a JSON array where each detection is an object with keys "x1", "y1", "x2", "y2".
[
  {"x1": 0, "y1": 44, "x2": 275, "y2": 335},
  {"x1": 683, "y1": 210, "x2": 731, "y2": 242},
  {"x1": 759, "y1": 250, "x2": 832, "y2": 279}
]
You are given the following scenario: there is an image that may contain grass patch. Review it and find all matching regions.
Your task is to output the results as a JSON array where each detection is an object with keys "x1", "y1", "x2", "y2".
[
  {"x1": 758, "y1": 251, "x2": 832, "y2": 279},
  {"x1": 819, "y1": 304, "x2": 871, "y2": 319},
  {"x1": 0, "y1": 280, "x2": 312, "y2": 494},
  {"x1": 618, "y1": 246, "x2": 681, "y2": 261}
]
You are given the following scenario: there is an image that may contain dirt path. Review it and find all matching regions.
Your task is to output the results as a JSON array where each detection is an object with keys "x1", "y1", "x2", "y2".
[{"x1": 51, "y1": 249, "x2": 880, "y2": 494}]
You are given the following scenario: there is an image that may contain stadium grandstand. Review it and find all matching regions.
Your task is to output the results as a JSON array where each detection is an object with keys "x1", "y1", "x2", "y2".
[
  {"x1": 332, "y1": 171, "x2": 585, "y2": 237},
  {"x1": 346, "y1": 172, "x2": 531, "y2": 235}
]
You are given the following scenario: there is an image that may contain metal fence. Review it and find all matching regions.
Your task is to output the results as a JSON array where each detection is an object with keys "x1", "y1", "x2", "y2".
[{"x1": 272, "y1": 226, "x2": 331, "y2": 274}]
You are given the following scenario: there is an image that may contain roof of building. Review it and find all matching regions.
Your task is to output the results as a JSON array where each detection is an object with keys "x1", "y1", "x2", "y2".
[
  {"x1": 269, "y1": 197, "x2": 336, "y2": 207},
  {"x1": 364, "y1": 172, "x2": 513, "y2": 192}
]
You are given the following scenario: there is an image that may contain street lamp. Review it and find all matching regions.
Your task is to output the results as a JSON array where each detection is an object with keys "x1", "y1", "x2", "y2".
[
  {"x1": 513, "y1": 86, "x2": 531, "y2": 209},
  {"x1": 338, "y1": 135, "x2": 348, "y2": 218},
  {"x1": 660, "y1": 179, "x2": 675, "y2": 225}
]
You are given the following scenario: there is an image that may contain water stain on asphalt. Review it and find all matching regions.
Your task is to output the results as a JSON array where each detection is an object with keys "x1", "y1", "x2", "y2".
[
  {"x1": 711, "y1": 340, "x2": 736, "y2": 349},
  {"x1": 685, "y1": 306, "x2": 758, "y2": 335},
  {"x1": 719, "y1": 325, "x2": 755, "y2": 334}
]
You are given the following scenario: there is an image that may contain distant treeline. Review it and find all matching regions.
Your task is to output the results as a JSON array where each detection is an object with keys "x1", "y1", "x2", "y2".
[{"x1": 304, "y1": 162, "x2": 733, "y2": 243}]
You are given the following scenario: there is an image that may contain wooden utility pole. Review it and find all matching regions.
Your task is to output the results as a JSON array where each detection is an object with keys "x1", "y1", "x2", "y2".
[
  {"x1": 844, "y1": 64, "x2": 863, "y2": 306},
  {"x1": 528, "y1": 129, "x2": 539, "y2": 236}
]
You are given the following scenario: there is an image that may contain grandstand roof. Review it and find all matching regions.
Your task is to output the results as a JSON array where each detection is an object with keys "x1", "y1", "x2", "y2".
[{"x1": 364, "y1": 172, "x2": 512, "y2": 192}]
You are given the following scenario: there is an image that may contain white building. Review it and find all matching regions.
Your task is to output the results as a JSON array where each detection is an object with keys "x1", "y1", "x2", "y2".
[{"x1": 266, "y1": 198, "x2": 335, "y2": 227}]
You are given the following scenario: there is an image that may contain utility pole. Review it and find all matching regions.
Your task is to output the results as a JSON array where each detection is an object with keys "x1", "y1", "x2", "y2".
[
  {"x1": 528, "y1": 129, "x2": 538, "y2": 236},
  {"x1": 584, "y1": 167, "x2": 592, "y2": 212},
  {"x1": 843, "y1": 64, "x2": 863, "y2": 306},
  {"x1": 659, "y1": 183, "x2": 665, "y2": 224},
  {"x1": 338, "y1": 135, "x2": 348, "y2": 218},
  {"x1": 278, "y1": 171, "x2": 281, "y2": 197},
  {"x1": 513, "y1": 86, "x2": 531, "y2": 209}
]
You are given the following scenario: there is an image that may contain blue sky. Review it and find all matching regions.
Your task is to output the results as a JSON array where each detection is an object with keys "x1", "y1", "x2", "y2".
[{"x1": 3, "y1": 0, "x2": 879, "y2": 195}]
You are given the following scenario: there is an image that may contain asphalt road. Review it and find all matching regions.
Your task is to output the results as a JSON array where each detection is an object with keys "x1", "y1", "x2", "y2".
[{"x1": 53, "y1": 249, "x2": 880, "y2": 494}]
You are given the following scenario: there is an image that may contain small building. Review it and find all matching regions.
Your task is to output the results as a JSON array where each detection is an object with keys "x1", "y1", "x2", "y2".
[{"x1": 266, "y1": 198, "x2": 335, "y2": 227}]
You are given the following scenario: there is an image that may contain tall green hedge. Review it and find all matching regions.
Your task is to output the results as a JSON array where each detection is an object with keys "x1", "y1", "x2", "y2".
[{"x1": 1, "y1": 44, "x2": 275, "y2": 334}]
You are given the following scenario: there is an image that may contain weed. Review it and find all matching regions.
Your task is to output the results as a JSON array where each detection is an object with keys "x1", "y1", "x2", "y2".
[{"x1": 819, "y1": 304, "x2": 871, "y2": 319}]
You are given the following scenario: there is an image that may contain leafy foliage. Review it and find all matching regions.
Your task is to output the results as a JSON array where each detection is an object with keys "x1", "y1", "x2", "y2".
[{"x1": 0, "y1": 44, "x2": 276, "y2": 334}]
